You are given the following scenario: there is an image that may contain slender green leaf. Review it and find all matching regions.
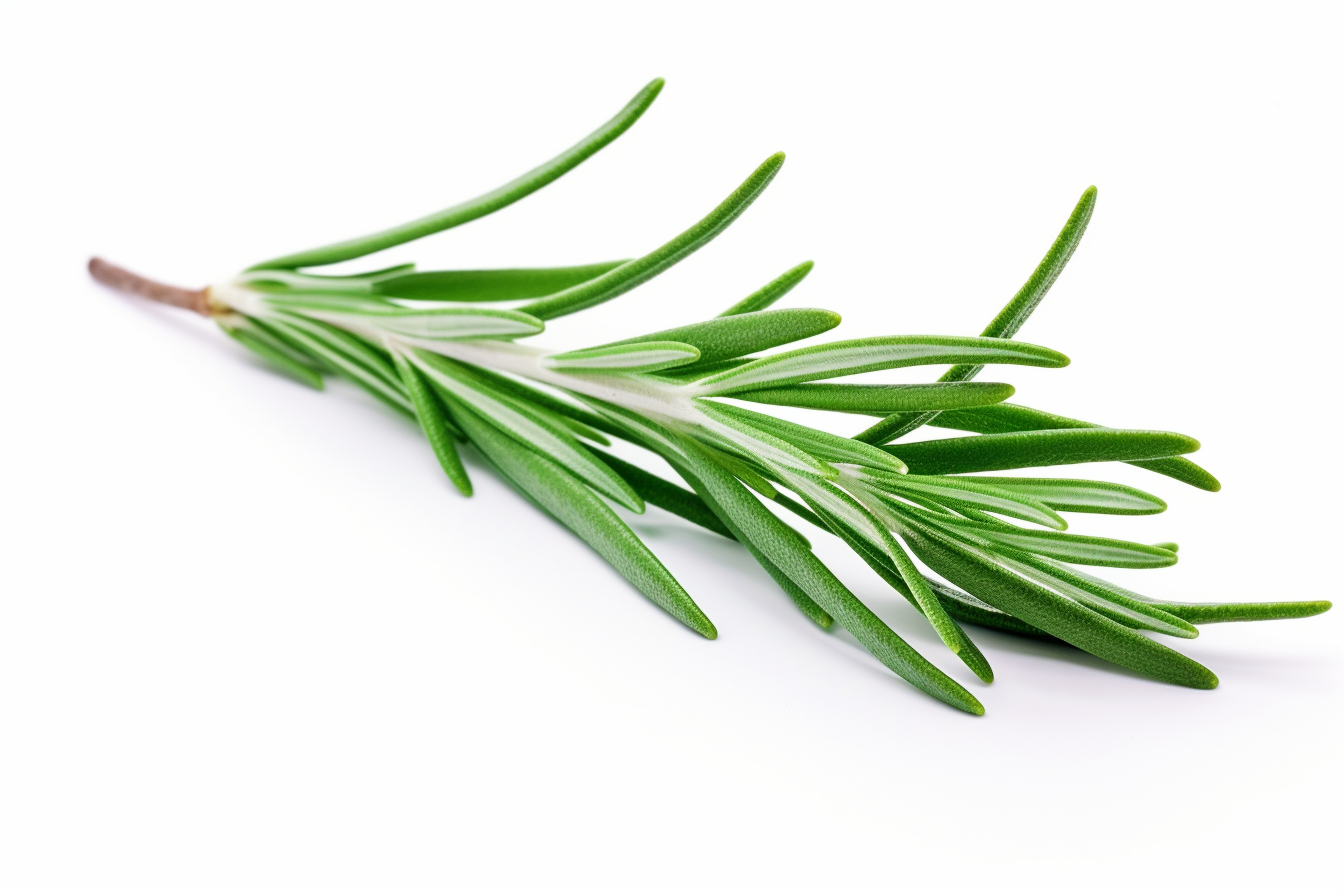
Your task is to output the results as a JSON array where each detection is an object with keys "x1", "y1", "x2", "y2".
[
  {"x1": 311, "y1": 305, "x2": 546, "y2": 341},
  {"x1": 219, "y1": 320, "x2": 324, "y2": 389},
  {"x1": 930, "y1": 403, "x2": 1222, "y2": 492},
  {"x1": 1150, "y1": 600, "x2": 1333, "y2": 624},
  {"x1": 586, "y1": 447, "x2": 736, "y2": 541},
  {"x1": 889, "y1": 429, "x2": 1200, "y2": 475},
  {"x1": 861, "y1": 471, "x2": 1067, "y2": 530},
  {"x1": 543, "y1": 341, "x2": 700, "y2": 373},
  {"x1": 652, "y1": 357, "x2": 756, "y2": 383},
  {"x1": 448, "y1": 396, "x2": 716, "y2": 638},
  {"x1": 986, "y1": 549, "x2": 1198, "y2": 637},
  {"x1": 734, "y1": 382, "x2": 1016, "y2": 415},
  {"x1": 900, "y1": 521, "x2": 1218, "y2": 689},
  {"x1": 666, "y1": 437, "x2": 984, "y2": 714},
  {"x1": 694, "y1": 401, "x2": 838, "y2": 480},
  {"x1": 719, "y1": 261, "x2": 814, "y2": 316},
  {"x1": 698, "y1": 400, "x2": 906, "y2": 474},
  {"x1": 781, "y1": 471, "x2": 970, "y2": 657},
  {"x1": 249, "y1": 79, "x2": 665, "y2": 270},
  {"x1": 925, "y1": 579, "x2": 1057, "y2": 640},
  {"x1": 817, "y1": 506, "x2": 993, "y2": 682},
  {"x1": 954, "y1": 476, "x2": 1167, "y2": 515},
  {"x1": 697, "y1": 336, "x2": 1069, "y2": 395},
  {"x1": 920, "y1": 511, "x2": 1179, "y2": 569},
  {"x1": 391, "y1": 351, "x2": 472, "y2": 495},
  {"x1": 263, "y1": 315, "x2": 414, "y2": 416},
  {"x1": 858, "y1": 186, "x2": 1097, "y2": 444},
  {"x1": 374, "y1": 261, "x2": 628, "y2": 301},
  {"x1": 414, "y1": 353, "x2": 643, "y2": 511},
  {"x1": 520, "y1": 153, "x2": 786, "y2": 320},
  {"x1": 581, "y1": 402, "x2": 831, "y2": 627},
  {"x1": 607, "y1": 308, "x2": 841, "y2": 365}
]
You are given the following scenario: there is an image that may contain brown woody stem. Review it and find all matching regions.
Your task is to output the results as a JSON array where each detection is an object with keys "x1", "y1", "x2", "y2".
[{"x1": 88, "y1": 257, "x2": 213, "y2": 316}]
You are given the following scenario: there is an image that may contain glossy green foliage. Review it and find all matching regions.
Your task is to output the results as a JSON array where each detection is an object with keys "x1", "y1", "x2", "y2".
[
  {"x1": 520, "y1": 154, "x2": 786, "y2": 320},
  {"x1": 900, "y1": 523, "x2": 1218, "y2": 689},
  {"x1": 734, "y1": 382, "x2": 1016, "y2": 414},
  {"x1": 606, "y1": 308, "x2": 841, "y2": 365},
  {"x1": 448, "y1": 396, "x2": 717, "y2": 639},
  {"x1": 1153, "y1": 600, "x2": 1333, "y2": 623},
  {"x1": 586, "y1": 447, "x2": 737, "y2": 541},
  {"x1": 414, "y1": 353, "x2": 643, "y2": 511},
  {"x1": 888, "y1": 429, "x2": 1200, "y2": 475},
  {"x1": 931, "y1": 404, "x2": 1222, "y2": 492},
  {"x1": 669, "y1": 436, "x2": 984, "y2": 713},
  {"x1": 220, "y1": 319, "x2": 324, "y2": 389},
  {"x1": 375, "y1": 262, "x2": 627, "y2": 301},
  {"x1": 953, "y1": 476, "x2": 1167, "y2": 515},
  {"x1": 392, "y1": 351, "x2": 472, "y2": 496},
  {"x1": 858, "y1": 187, "x2": 1097, "y2": 445},
  {"x1": 697, "y1": 335, "x2": 1069, "y2": 394},
  {"x1": 719, "y1": 261, "x2": 814, "y2": 316},
  {"x1": 117, "y1": 78, "x2": 1329, "y2": 716},
  {"x1": 250, "y1": 80, "x2": 665, "y2": 270},
  {"x1": 544, "y1": 341, "x2": 701, "y2": 373}
]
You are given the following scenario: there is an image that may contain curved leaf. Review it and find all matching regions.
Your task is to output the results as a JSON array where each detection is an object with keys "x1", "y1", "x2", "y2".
[
  {"x1": 931, "y1": 403, "x2": 1222, "y2": 492},
  {"x1": 734, "y1": 382, "x2": 1016, "y2": 414},
  {"x1": 521, "y1": 153, "x2": 786, "y2": 320},
  {"x1": 448, "y1": 397, "x2": 716, "y2": 639},
  {"x1": 857, "y1": 186, "x2": 1097, "y2": 443},
  {"x1": 543, "y1": 341, "x2": 701, "y2": 373},
  {"x1": 391, "y1": 350, "x2": 472, "y2": 495},
  {"x1": 608, "y1": 308, "x2": 841, "y2": 365},
  {"x1": 954, "y1": 476, "x2": 1167, "y2": 515},
  {"x1": 890, "y1": 429, "x2": 1200, "y2": 475},
  {"x1": 718, "y1": 261, "x2": 814, "y2": 316},
  {"x1": 374, "y1": 261, "x2": 628, "y2": 301},
  {"x1": 249, "y1": 79, "x2": 665, "y2": 270},
  {"x1": 696, "y1": 335, "x2": 1069, "y2": 395},
  {"x1": 667, "y1": 437, "x2": 984, "y2": 714},
  {"x1": 900, "y1": 522, "x2": 1217, "y2": 689}
]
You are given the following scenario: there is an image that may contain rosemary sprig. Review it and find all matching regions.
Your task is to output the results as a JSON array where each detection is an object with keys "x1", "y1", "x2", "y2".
[{"x1": 90, "y1": 79, "x2": 1330, "y2": 715}]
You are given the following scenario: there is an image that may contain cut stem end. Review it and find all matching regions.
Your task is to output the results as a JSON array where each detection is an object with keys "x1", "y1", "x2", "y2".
[{"x1": 88, "y1": 257, "x2": 213, "y2": 316}]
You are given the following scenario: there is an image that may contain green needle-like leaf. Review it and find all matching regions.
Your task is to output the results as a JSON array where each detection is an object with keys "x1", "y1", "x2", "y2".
[
  {"x1": 900, "y1": 522, "x2": 1218, "y2": 689},
  {"x1": 249, "y1": 80, "x2": 665, "y2": 270},
  {"x1": 374, "y1": 261, "x2": 628, "y2": 301},
  {"x1": 696, "y1": 336, "x2": 1069, "y2": 395},
  {"x1": 585, "y1": 447, "x2": 737, "y2": 541},
  {"x1": 263, "y1": 315, "x2": 414, "y2": 416},
  {"x1": 667, "y1": 437, "x2": 984, "y2": 714},
  {"x1": 818, "y1": 507, "x2": 994, "y2": 682},
  {"x1": 391, "y1": 351, "x2": 472, "y2": 495},
  {"x1": 520, "y1": 153, "x2": 786, "y2": 320},
  {"x1": 953, "y1": 476, "x2": 1167, "y2": 515},
  {"x1": 302, "y1": 305, "x2": 546, "y2": 341},
  {"x1": 718, "y1": 261, "x2": 815, "y2": 316},
  {"x1": 1150, "y1": 600, "x2": 1333, "y2": 624},
  {"x1": 889, "y1": 429, "x2": 1200, "y2": 475},
  {"x1": 543, "y1": 341, "x2": 701, "y2": 373},
  {"x1": 862, "y1": 471, "x2": 1067, "y2": 530},
  {"x1": 858, "y1": 186, "x2": 1097, "y2": 444},
  {"x1": 930, "y1": 404, "x2": 1222, "y2": 492},
  {"x1": 606, "y1": 308, "x2": 841, "y2": 365},
  {"x1": 415, "y1": 354, "x2": 643, "y2": 511},
  {"x1": 698, "y1": 400, "x2": 907, "y2": 474},
  {"x1": 919, "y1": 512, "x2": 1179, "y2": 569},
  {"x1": 733, "y1": 382, "x2": 1016, "y2": 414},
  {"x1": 986, "y1": 549, "x2": 1198, "y2": 637},
  {"x1": 219, "y1": 320, "x2": 325, "y2": 389},
  {"x1": 449, "y1": 396, "x2": 716, "y2": 639}
]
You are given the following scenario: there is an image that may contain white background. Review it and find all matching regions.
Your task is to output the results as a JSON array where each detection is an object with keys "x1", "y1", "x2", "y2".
[{"x1": 1, "y1": 2, "x2": 1340, "y2": 893}]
